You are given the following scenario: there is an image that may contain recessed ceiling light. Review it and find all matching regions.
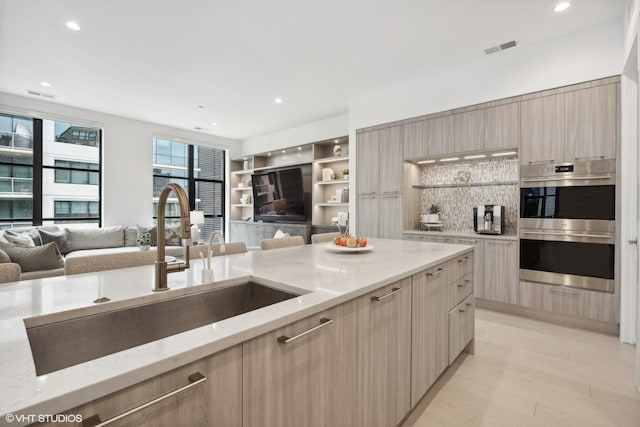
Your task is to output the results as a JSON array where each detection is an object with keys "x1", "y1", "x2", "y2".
[
  {"x1": 463, "y1": 154, "x2": 487, "y2": 160},
  {"x1": 554, "y1": 2, "x2": 570, "y2": 12},
  {"x1": 211, "y1": 122, "x2": 217, "y2": 126},
  {"x1": 491, "y1": 151, "x2": 517, "y2": 157},
  {"x1": 334, "y1": 139, "x2": 340, "y2": 144},
  {"x1": 267, "y1": 152, "x2": 272, "y2": 156},
  {"x1": 298, "y1": 147, "x2": 302, "y2": 151},
  {"x1": 439, "y1": 157, "x2": 460, "y2": 162},
  {"x1": 40, "y1": 81, "x2": 51, "y2": 87},
  {"x1": 274, "y1": 98, "x2": 283, "y2": 104},
  {"x1": 281, "y1": 150, "x2": 286, "y2": 153},
  {"x1": 65, "y1": 21, "x2": 80, "y2": 31},
  {"x1": 417, "y1": 160, "x2": 436, "y2": 164}
]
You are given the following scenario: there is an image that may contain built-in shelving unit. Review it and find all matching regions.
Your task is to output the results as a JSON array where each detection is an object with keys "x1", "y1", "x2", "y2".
[{"x1": 230, "y1": 136, "x2": 349, "y2": 240}]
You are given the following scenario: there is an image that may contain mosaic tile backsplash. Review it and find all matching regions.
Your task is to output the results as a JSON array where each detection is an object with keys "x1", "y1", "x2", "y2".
[{"x1": 420, "y1": 158, "x2": 518, "y2": 233}]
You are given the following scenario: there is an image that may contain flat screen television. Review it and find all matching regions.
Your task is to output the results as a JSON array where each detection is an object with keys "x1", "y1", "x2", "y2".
[{"x1": 251, "y1": 167, "x2": 307, "y2": 222}]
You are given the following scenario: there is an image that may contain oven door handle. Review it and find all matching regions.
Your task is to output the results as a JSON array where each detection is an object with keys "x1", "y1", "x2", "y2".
[
  {"x1": 521, "y1": 231, "x2": 611, "y2": 239},
  {"x1": 521, "y1": 175, "x2": 612, "y2": 183}
]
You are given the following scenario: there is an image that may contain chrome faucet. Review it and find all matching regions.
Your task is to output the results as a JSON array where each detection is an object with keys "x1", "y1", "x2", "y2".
[{"x1": 154, "y1": 183, "x2": 191, "y2": 292}]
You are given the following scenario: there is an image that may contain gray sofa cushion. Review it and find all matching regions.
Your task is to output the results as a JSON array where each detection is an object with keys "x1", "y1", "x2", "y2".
[
  {"x1": 65, "y1": 226, "x2": 125, "y2": 252},
  {"x1": 0, "y1": 249, "x2": 12, "y2": 263},
  {"x1": 124, "y1": 226, "x2": 138, "y2": 247},
  {"x1": 4, "y1": 229, "x2": 42, "y2": 246},
  {"x1": 0, "y1": 241, "x2": 64, "y2": 272},
  {"x1": 39, "y1": 229, "x2": 70, "y2": 255}
]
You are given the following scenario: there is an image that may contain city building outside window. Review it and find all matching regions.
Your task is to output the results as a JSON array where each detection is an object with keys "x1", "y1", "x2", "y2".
[
  {"x1": 0, "y1": 113, "x2": 102, "y2": 228},
  {"x1": 153, "y1": 138, "x2": 225, "y2": 243}
]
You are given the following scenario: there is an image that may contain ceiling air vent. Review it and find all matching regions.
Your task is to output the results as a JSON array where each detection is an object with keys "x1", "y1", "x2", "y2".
[
  {"x1": 484, "y1": 40, "x2": 517, "y2": 55},
  {"x1": 27, "y1": 90, "x2": 56, "y2": 99}
]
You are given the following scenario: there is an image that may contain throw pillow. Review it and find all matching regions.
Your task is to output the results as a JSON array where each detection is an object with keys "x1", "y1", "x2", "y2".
[
  {"x1": 274, "y1": 229, "x2": 290, "y2": 239},
  {"x1": 38, "y1": 229, "x2": 70, "y2": 255},
  {"x1": 3, "y1": 230, "x2": 35, "y2": 247},
  {"x1": 65, "y1": 226, "x2": 125, "y2": 252},
  {"x1": 165, "y1": 226, "x2": 182, "y2": 246},
  {"x1": 136, "y1": 225, "x2": 157, "y2": 246},
  {"x1": 0, "y1": 249, "x2": 11, "y2": 264},
  {"x1": 0, "y1": 241, "x2": 64, "y2": 272}
]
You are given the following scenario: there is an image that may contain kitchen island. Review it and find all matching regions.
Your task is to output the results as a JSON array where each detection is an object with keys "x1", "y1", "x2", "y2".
[{"x1": 0, "y1": 238, "x2": 473, "y2": 427}]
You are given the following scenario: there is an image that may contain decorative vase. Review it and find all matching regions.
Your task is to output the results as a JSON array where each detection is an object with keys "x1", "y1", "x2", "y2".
[
  {"x1": 426, "y1": 213, "x2": 440, "y2": 223},
  {"x1": 138, "y1": 245, "x2": 150, "y2": 251},
  {"x1": 333, "y1": 145, "x2": 342, "y2": 156},
  {"x1": 343, "y1": 174, "x2": 349, "y2": 180}
]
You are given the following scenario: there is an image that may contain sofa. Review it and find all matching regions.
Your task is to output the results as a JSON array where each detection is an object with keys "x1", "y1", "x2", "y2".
[{"x1": 0, "y1": 225, "x2": 187, "y2": 282}]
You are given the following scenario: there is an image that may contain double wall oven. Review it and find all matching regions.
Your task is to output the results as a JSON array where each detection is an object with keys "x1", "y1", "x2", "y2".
[{"x1": 519, "y1": 160, "x2": 615, "y2": 293}]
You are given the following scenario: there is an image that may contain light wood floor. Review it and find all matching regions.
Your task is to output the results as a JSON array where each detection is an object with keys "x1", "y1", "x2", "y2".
[{"x1": 403, "y1": 308, "x2": 640, "y2": 427}]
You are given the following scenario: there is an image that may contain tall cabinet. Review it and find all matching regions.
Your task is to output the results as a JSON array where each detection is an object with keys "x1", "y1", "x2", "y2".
[{"x1": 356, "y1": 125, "x2": 404, "y2": 238}]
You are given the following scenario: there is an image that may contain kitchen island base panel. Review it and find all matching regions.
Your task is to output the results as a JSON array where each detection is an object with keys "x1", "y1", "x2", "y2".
[{"x1": 476, "y1": 298, "x2": 619, "y2": 336}]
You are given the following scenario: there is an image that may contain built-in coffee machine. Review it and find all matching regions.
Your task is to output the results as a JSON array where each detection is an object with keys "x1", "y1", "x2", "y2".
[{"x1": 473, "y1": 205, "x2": 505, "y2": 235}]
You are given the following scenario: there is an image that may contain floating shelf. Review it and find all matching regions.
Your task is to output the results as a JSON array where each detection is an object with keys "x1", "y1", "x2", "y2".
[
  {"x1": 231, "y1": 204, "x2": 253, "y2": 208},
  {"x1": 231, "y1": 169, "x2": 253, "y2": 175},
  {"x1": 316, "y1": 203, "x2": 349, "y2": 207},
  {"x1": 315, "y1": 155, "x2": 349, "y2": 164},
  {"x1": 316, "y1": 179, "x2": 349, "y2": 185},
  {"x1": 413, "y1": 180, "x2": 518, "y2": 189}
]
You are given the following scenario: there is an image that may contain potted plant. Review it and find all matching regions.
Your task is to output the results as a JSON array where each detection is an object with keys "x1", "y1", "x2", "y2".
[
  {"x1": 342, "y1": 168, "x2": 349, "y2": 180},
  {"x1": 427, "y1": 203, "x2": 441, "y2": 223}
]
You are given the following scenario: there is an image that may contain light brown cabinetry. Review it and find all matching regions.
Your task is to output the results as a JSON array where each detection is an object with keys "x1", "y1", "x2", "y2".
[
  {"x1": 349, "y1": 279, "x2": 412, "y2": 427},
  {"x1": 403, "y1": 233, "x2": 453, "y2": 244},
  {"x1": 357, "y1": 126, "x2": 403, "y2": 238},
  {"x1": 403, "y1": 115, "x2": 454, "y2": 159},
  {"x1": 518, "y1": 281, "x2": 619, "y2": 323},
  {"x1": 243, "y1": 307, "x2": 346, "y2": 427},
  {"x1": 452, "y1": 237, "x2": 484, "y2": 299},
  {"x1": 520, "y1": 83, "x2": 618, "y2": 165},
  {"x1": 454, "y1": 109, "x2": 485, "y2": 153},
  {"x1": 449, "y1": 294, "x2": 475, "y2": 364},
  {"x1": 520, "y1": 93, "x2": 565, "y2": 165},
  {"x1": 564, "y1": 83, "x2": 617, "y2": 161},
  {"x1": 485, "y1": 102, "x2": 520, "y2": 150},
  {"x1": 40, "y1": 346, "x2": 243, "y2": 427},
  {"x1": 482, "y1": 239, "x2": 518, "y2": 304},
  {"x1": 410, "y1": 261, "x2": 450, "y2": 406}
]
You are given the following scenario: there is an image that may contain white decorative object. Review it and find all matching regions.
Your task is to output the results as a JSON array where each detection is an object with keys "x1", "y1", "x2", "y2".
[
  {"x1": 322, "y1": 168, "x2": 335, "y2": 181},
  {"x1": 190, "y1": 211, "x2": 205, "y2": 243},
  {"x1": 333, "y1": 145, "x2": 342, "y2": 156}
]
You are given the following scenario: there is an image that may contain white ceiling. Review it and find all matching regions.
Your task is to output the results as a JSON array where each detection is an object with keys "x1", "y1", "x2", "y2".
[{"x1": 0, "y1": 0, "x2": 626, "y2": 141}]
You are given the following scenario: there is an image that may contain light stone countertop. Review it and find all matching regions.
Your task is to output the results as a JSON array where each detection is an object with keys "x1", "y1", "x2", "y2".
[
  {"x1": 0, "y1": 238, "x2": 472, "y2": 424},
  {"x1": 404, "y1": 229, "x2": 518, "y2": 241}
]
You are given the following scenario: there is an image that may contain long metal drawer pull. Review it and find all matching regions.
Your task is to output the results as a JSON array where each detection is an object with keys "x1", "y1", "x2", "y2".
[
  {"x1": 83, "y1": 372, "x2": 207, "y2": 427},
  {"x1": 457, "y1": 257, "x2": 471, "y2": 263},
  {"x1": 458, "y1": 308, "x2": 466, "y2": 313},
  {"x1": 549, "y1": 288, "x2": 578, "y2": 296},
  {"x1": 522, "y1": 175, "x2": 612, "y2": 182},
  {"x1": 277, "y1": 318, "x2": 334, "y2": 344},
  {"x1": 371, "y1": 287, "x2": 403, "y2": 302},
  {"x1": 380, "y1": 191, "x2": 400, "y2": 195},
  {"x1": 427, "y1": 267, "x2": 444, "y2": 277},
  {"x1": 521, "y1": 231, "x2": 610, "y2": 239}
]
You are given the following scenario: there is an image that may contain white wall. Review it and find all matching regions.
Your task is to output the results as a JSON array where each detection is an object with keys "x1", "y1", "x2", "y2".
[
  {"x1": 240, "y1": 114, "x2": 349, "y2": 157},
  {"x1": 0, "y1": 92, "x2": 239, "y2": 226},
  {"x1": 349, "y1": 19, "x2": 623, "y2": 131}
]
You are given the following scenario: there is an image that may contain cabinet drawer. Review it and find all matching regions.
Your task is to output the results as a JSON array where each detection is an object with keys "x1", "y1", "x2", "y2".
[
  {"x1": 450, "y1": 252, "x2": 473, "y2": 282},
  {"x1": 519, "y1": 281, "x2": 618, "y2": 323},
  {"x1": 448, "y1": 273, "x2": 473, "y2": 310},
  {"x1": 39, "y1": 346, "x2": 242, "y2": 427},
  {"x1": 448, "y1": 295, "x2": 475, "y2": 365}
]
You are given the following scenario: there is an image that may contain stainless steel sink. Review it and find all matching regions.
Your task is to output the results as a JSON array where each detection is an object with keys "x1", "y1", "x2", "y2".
[{"x1": 25, "y1": 281, "x2": 300, "y2": 375}]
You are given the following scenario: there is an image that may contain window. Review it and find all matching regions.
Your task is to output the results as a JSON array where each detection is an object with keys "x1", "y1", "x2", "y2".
[
  {"x1": 0, "y1": 114, "x2": 102, "y2": 229},
  {"x1": 54, "y1": 160, "x2": 99, "y2": 185},
  {"x1": 153, "y1": 138, "x2": 225, "y2": 242}
]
